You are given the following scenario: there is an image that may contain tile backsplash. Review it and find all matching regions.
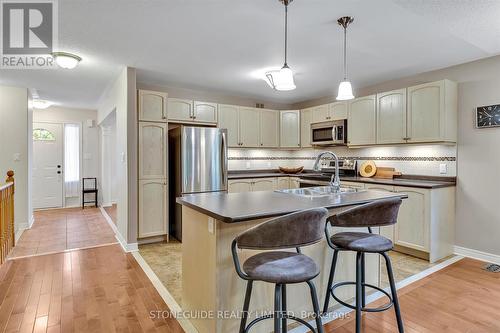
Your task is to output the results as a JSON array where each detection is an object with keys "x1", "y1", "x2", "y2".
[{"x1": 228, "y1": 145, "x2": 457, "y2": 176}]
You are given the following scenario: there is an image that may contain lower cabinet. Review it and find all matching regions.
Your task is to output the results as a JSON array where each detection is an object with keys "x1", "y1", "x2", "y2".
[
  {"x1": 289, "y1": 177, "x2": 300, "y2": 189},
  {"x1": 277, "y1": 177, "x2": 290, "y2": 190},
  {"x1": 252, "y1": 178, "x2": 277, "y2": 191},
  {"x1": 139, "y1": 179, "x2": 168, "y2": 238},
  {"x1": 227, "y1": 179, "x2": 253, "y2": 193},
  {"x1": 364, "y1": 184, "x2": 396, "y2": 242}
]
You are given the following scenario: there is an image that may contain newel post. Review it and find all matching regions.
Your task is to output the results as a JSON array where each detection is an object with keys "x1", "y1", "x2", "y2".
[{"x1": 6, "y1": 170, "x2": 14, "y2": 184}]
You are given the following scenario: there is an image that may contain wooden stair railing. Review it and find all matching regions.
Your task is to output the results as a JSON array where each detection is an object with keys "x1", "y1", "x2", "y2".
[{"x1": 0, "y1": 171, "x2": 14, "y2": 264}]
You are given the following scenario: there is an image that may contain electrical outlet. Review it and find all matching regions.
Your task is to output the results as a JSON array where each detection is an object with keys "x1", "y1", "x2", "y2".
[
  {"x1": 439, "y1": 164, "x2": 447, "y2": 174},
  {"x1": 245, "y1": 162, "x2": 251, "y2": 169}
]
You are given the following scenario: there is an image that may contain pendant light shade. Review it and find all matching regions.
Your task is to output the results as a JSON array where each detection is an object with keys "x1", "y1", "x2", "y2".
[
  {"x1": 265, "y1": 0, "x2": 296, "y2": 91},
  {"x1": 336, "y1": 16, "x2": 354, "y2": 101}
]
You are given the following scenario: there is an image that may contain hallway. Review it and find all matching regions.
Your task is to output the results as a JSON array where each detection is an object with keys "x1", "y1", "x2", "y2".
[{"x1": 9, "y1": 208, "x2": 117, "y2": 259}]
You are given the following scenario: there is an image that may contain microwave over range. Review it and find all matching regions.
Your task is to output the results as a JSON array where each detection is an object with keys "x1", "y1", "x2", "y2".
[{"x1": 310, "y1": 120, "x2": 347, "y2": 146}]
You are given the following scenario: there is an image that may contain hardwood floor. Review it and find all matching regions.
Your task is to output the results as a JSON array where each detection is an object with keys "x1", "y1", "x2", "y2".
[
  {"x1": 9, "y1": 208, "x2": 117, "y2": 259},
  {"x1": 324, "y1": 258, "x2": 500, "y2": 333},
  {"x1": 0, "y1": 244, "x2": 184, "y2": 333}
]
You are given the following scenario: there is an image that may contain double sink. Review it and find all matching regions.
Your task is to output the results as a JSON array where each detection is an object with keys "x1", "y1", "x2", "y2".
[{"x1": 275, "y1": 186, "x2": 364, "y2": 198}]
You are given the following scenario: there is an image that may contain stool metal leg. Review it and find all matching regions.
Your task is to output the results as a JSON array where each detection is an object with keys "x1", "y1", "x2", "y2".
[
  {"x1": 355, "y1": 252, "x2": 362, "y2": 333},
  {"x1": 361, "y1": 253, "x2": 366, "y2": 308},
  {"x1": 281, "y1": 284, "x2": 287, "y2": 333},
  {"x1": 306, "y1": 280, "x2": 324, "y2": 333},
  {"x1": 239, "y1": 280, "x2": 253, "y2": 333},
  {"x1": 382, "y1": 252, "x2": 404, "y2": 333},
  {"x1": 274, "y1": 284, "x2": 282, "y2": 333},
  {"x1": 322, "y1": 249, "x2": 339, "y2": 314}
]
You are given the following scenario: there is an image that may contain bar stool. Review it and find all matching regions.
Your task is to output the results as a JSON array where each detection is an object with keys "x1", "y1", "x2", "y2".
[
  {"x1": 231, "y1": 208, "x2": 328, "y2": 333},
  {"x1": 322, "y1": 198, "x2": 404, "y2": 333}
]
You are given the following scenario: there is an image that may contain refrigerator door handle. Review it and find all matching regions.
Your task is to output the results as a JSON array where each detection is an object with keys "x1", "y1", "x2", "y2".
[{"x1": 221, "y1": 130, "x2": 228, "y2": 190}]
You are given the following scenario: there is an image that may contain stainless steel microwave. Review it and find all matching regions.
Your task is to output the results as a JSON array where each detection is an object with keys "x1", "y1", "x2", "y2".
[{"x1": 310, "y1": 120, "x2": 347, "y2": 146}]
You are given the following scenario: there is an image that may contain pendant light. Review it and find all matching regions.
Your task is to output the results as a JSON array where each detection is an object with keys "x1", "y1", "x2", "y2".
[
  {"x1": 265, "y1": 0, "x2": 296, "y2": 91},
  {"x1": 336, "y1": 16, "x2": 354, "y2": 100}
]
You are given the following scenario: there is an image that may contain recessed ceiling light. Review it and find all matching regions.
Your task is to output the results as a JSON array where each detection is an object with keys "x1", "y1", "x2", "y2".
[
  {"x1": 32, "y1": 100, "x2": 53, "y2": 109},
  {"x1": 52, "y1": 52, "x2": 82, "y2": 69}
]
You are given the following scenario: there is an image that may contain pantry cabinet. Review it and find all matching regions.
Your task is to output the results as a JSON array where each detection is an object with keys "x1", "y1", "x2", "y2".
[
  {"x1": 259, "y1": 109, "x2": 280, "y2": 147},
  {"x1": 138, "y1": 90, "x2": 167, "y2": 122},
  {"x1": 376, "y1": 89, "x2": 407, "y2": 144},
  {"x1": 280, "y1": 110, "x2": 301, "y2": 148},
  {"x1": 138, "y1": 179, "x2": 168, "y2": 238},
  {"x1": 300, "y1": 108, "x2": 313, "y2": 148},
  {"x1": 138, "y1": 122, "x2": 167, "y2": 179},
  {"x1": 348, "y1": 95, "x2": 377, "y2": 146},
  {"x1": 406, "y1": 80, "x2": 457, "y2": 143}
]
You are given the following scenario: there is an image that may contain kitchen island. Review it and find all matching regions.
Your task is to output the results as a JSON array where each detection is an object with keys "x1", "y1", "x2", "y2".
[{"x1": 176, "y1": 189, "x2": 407, "y2": 333}]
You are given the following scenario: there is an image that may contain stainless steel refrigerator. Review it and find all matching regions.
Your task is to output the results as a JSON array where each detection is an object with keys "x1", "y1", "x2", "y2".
[{"x1": 168, "y1": 126, "x2": 228, "y2": 241}]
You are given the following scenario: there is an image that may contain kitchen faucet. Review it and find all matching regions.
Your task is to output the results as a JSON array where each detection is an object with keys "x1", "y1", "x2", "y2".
[{"x1": 313, "y1": 151, "x2": 341, "y2": 191}]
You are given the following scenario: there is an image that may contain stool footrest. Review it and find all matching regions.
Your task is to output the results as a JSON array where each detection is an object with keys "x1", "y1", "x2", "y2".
[
  {"x1": 244, "y1": 314, "x2": 317, "y2": 333},
  {"x1": 330, "y1": 281, "x2": 393, "y2": 313}
]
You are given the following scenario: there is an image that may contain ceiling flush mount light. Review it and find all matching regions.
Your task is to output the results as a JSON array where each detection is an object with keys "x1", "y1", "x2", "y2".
[
  {"x1": 32, "y1": 99, "x2": 53, "y2": 109},
  {"x1": 336, "y1": 16, "x2": 355, "y2": 101},
  {"x1": 52, "y1": 52, "x2": 82, "y2": 69},
  {"x1": 265, "y1": 0, "x2": 296, "y2": 91}
]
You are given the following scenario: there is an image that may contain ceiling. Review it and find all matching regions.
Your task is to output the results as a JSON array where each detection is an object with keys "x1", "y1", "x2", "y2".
[{"x1": 1, "y1": 0, "x2": 499, "y2": 109}]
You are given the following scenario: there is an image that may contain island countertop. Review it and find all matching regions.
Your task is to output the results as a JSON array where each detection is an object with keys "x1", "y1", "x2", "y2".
[{"x1": 176, "y1": 189, "x2": 407, "y2": 223}]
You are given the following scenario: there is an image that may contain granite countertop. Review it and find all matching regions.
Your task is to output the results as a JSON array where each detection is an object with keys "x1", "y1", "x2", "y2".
[
  {"x1": 176, "y1": 190, "x2": 407, "y2": 223},
  {"x1": 228, "y1": 170, "x2": 456, "y2": 189}
]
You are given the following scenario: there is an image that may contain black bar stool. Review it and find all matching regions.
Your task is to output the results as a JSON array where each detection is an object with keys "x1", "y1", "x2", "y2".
[
  {"x1": 322, "y1": 198, "x2": 404, "y2": 333},
  {"x1": 231, "y1": 208, "x2": 328, "y2": 333}
]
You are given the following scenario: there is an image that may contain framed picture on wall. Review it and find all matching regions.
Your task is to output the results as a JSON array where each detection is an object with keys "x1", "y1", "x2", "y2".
[{"x1": 476, "y1": 104, "x2": 500, "y2": 128}]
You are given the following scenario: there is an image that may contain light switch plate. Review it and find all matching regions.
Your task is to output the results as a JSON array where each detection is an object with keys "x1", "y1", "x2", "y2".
[
  {"x1": 13, "y1": 153, "x2": 20, "y2": 161},
  {"x1": 439, "y1": 164, "x2": 447, "y2": 174},
  {"x1": 245, "y1": 162, "x2": 251, "y2": 169}
]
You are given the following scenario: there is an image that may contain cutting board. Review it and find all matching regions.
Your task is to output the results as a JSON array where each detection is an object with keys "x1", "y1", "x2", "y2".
[{"x1": 374, "y1": 167, "x2": 402, "y2": 179}]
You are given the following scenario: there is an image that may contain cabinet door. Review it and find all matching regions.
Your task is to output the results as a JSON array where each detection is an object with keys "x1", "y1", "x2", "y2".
[
  {"x1": 394, "y1": 186, "x2": 429, "y2": 252},
  {"x1": 252, "y1": 178, "x2": 276, "y2": 192},
  {"x1": 364, "y1": 184, "x2": 395, "y2": 241},
  {"x1": 228, "y1": 179, "x2": 252, "y2": 193},
  {"x1": 138, "y1": 90, "x2": 167, "y2": 122},
  {"x1": 377, "y1": 89, "x2": 407, "y2": 144},
  {"x1": 139, "y1": 123, "x2": 167, "y2": 179},
  {"x1": 348, "y1": 95, "x2": 376, "y2": 146},
  {"x1": 218, "y1": 104, "x2": 240, "y2": 147},
  {"x1": 312, "y1": 105, "x2": 329, "y2": 122},
  {"x1": 300, "y1": 108, "x2": 313, "y2": 148},
  {"x1": 407, "y1": 81, "x2": 444, "y2": 143},
  {"x1": 342, "y1": 181, "x2": 365, "y2": 190},
  {"x1": 329, "y1": 102, "x2": 348, "y2": 120},
  {"x1": 193, "y1": 101, "x2": 218, "y2": 123},
  {"x1": 168, "y1": 98, "x2": 193, "y2": 122},
  {"x1": 139, "y1": 179, "x2": 167, "y2": 238},
  {"x1": 239, "y1": 107, "x2": 261, "y2": 147},
  {"x1": 259, "y1": 109, "x2": 279, "y2": 147},
  {"x1": 289, "y1": 177, "x2": 300, "y2": 189},
  {"x1": 280, "y1": 110, "x2": 301, "y2": 148},
  {"x1": 277, "y1": 177, "x2": 290, "y2": 190}
]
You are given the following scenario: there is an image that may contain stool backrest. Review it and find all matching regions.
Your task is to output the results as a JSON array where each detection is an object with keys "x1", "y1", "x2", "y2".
[
  {"x1": 82, "y1": 178, "x2": 97, "y2": 190},
  {"x1": 235, "y1": 208, "x2": 328, "y2": 250},
  {"x1": 328, "y1": 198, "x2": 402, "y2": 228}
]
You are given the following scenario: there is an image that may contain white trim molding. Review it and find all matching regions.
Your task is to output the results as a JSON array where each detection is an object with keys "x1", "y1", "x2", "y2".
[
  {"x1": 454, "y1": 246, "x2": 500, "y2": 265},
  {"x1": 100, "y1": 206, "x2": 138, "y2": 253}
]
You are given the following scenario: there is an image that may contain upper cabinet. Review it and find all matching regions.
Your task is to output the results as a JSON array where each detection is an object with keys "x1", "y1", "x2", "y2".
[
  {"x1": 218, "y1": 104, "x2": 240, "y2": 147},
  {"x1": 168, "y1": 98, "x2": 218, "y2": 124},
  {"x1": 259, "y1": 109, "x2": 279, "y2": 148},
  {"x1": 312, "y1": 105, "x2": 329, "y2": 123},
  {"x1": 239, "y1": 107, "x2": 261, "y2": 147},
  {"x1": 311, "y1": 102, "x2": 347, "y2": 123},
  {"x1": 376, "y1": 89, "x2": 407, "y2": 144},
  {"x1": 407, "y1": 80, "x2": 457, "y2": 143},
  {"x1": 280, "y1": 110, "x2": 301, "y2": 148},
  {"x1": 300, "y1": 108, "x2": 313, "y2": 148},
  {"x1": 138, "y1": 90, "x2": 167, "y2": 122},
  {"x1": 348, "y1": 95, "x2": 377, "y2": 146}
]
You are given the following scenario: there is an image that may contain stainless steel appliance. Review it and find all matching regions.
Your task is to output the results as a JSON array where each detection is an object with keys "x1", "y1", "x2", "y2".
[
  {"x1": 310, "y1": 120, "x2": 347, "y2": 146},
  {"x1": 168, "y1": 126, "x2": 228, "y2": 241}
]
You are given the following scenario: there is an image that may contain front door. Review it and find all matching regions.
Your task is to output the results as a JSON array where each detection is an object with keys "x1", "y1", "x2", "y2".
[{"x1": 32, "y1": 122, "x2": 64, "y2": 209}]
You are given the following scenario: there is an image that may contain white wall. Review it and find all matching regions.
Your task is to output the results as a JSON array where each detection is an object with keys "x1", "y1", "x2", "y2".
[
  {"x1": 0, "y1": 85, "x2": 31, "y2": 234},
  {"x1": 99, "y1": 110, "x2": 117, "y2": 206},
  {"x1": 97, "y1": 67, "x2": 137, "y2": 249}
]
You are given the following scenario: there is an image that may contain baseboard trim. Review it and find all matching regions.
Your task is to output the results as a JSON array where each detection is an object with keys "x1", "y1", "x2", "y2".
[
  {"x1": 99, "y1": 206, "x2": 138, "y2": 253},
  {"x1": 454, "y1": 246, "x2": 500, "y2": 265},
  {"x1": 132, "y1": 251, "x2": 198, "y2": 333}
]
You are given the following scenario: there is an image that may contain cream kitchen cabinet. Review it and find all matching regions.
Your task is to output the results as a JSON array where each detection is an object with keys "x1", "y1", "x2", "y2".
[
  {"x1": 280, "y1": 110, "x2": 301, "y2": 148},
  {"x1": 139, "y1": 179, "x2": 168, "y2": 238},
  {"x1": 193, "y1": 101, "x2": 218, "y2": 124},
  {"x1": 218, "y1": 104, "x2": 240, "y2": 147},
  {"x1": 342, "y1": 181, "x2": 366, "y2": 190},
  {"x1": 289, "y1": 177, "x2": 300, "y2": 189},
  {"x1": 277, "y1": 177, "x2": 290, "y2": 190},
  {"x1": 252, "y1": 178, "x2": 277, "y2": 191},
  {"x1": 259, "y1": 109, "x2": 280, "y2": 148},
  {"x1": 228, "y1": 178, "x2": 277, "y2": 193},
  {"x1": 329, "y1": 102, "x2": 348, "y2": 120},
  {"x1": 406, "y1": 80, "x2": 457, "y2": 143},
  {"x1": 138, "y1": 90, "x2": 167, "y2": 122},
  {"x1": 228, "y1": 179, "x2": 253, "y2": 193},
  {"x1": 364, "y1": 184, "x2": 395, "y2": 241},
  {"x1": 168, "y1": 98, "x2": 193, "y2": 122},
  {"x1": 376, "y1": 89, "x2": 407, "y2": 144},
  {"x1": 312, "y1": 104, "x2": 330, "y2": 123},
  {"x1": 300, "y1": 108, "x2": 313, "y2": 148},
  {"x1": 348, "y1": 95, "x2": 377, "y2": 146},
  {"x1": 139, "y1": 122, "x2": 167, "y2": 180},
  {"x1": 239, "y1": 107, "x2": 261, "y2": 147}
]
